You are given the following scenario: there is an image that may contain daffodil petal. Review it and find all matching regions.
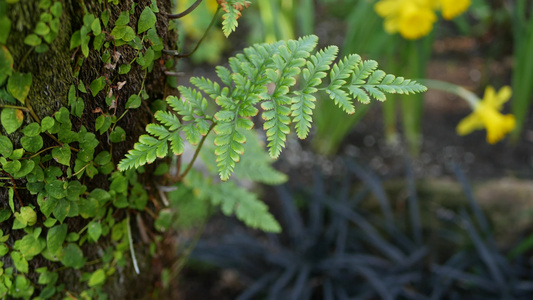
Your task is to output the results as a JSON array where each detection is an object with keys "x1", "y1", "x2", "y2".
[
  {"x1": 440, "y1": 0, "x2": 471, "y2": 20},
  {"x1": 494, "y1": 85, "x2": 512, "y2": 106},
  {"x1": 456, "y1": 113, "x2": 484, "y2": 136}
]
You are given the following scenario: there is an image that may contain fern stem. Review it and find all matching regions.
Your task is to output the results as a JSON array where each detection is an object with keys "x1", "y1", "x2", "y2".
[
  {"x1": 178, "y1": 122, "x2": 216, "y2": 180},
  {"x1": 166, "y1": 0, "x2": 203, "y2": 19}
]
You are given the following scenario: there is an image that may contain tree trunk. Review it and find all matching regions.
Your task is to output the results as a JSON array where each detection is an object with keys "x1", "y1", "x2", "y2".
[{"x1": 1, "y1": 0, "x2": 178, "y2": 298}]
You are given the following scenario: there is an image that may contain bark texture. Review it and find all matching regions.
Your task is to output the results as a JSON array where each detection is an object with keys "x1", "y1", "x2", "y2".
[{"x1": 2, "y1": 0, "x2": 178, "y2": 298}]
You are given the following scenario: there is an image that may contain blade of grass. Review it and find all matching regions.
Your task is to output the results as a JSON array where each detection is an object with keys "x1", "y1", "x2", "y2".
[
  {"x1": 275, "y1": 185, "x2": 304, "y2": 244},
  {"x1": 267, "y1": 266, "x2": 297, "y2": 299},
  {"x1": 405, "y1": 158, "x2": 422, "y2": 245},
  {"x1": 347, "y1": 161, "x2": 394, "y2": 233},
  {"x1": 236, "y1": 272, "x2": 277, "y2": 300},
  {"x1": 355, "y1": 265, "x2": 394, "y2": 300},
  {"x1": 459, "y1": 209, "x2": 508, "y2": 294},
  {"x1": 290, "y1": 264, "x2": 311, "y2": 300}
]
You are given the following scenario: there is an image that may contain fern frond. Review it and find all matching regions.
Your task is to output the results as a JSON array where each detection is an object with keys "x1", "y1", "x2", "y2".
[
  {"x1": 212, "y1": 181, "x2": 281, "y2": 232},
  {"x1": 292, "y1": 46, "x2": 338, "y2": 138},
  {"x1": 348, "y1": 62, "x2": 427, "y2": 103},
  {"x1": 155, "y1": 111, "x2": 181, "y2": 131},
  {"x1": 325, "y1": 54, "x2": 361, "y2": 114},
  {"x1": 118, "y1": 135, "x2": 168, "y2": 170},
  {"x1": 220, "y1": 0, "x2": 250, "y2": 37},
  {"x1": 120, "y1": 34, "x2": 427, "y2": 181},
  {"x1": 261, "y1": 35, "x2": 318, "y2": 157},
  {"x1": 213, "y1": 119, "x2": 245, "y2": 181},
  {"x1": 190, "y1": 77, "x2": 222, "y2": 100}
]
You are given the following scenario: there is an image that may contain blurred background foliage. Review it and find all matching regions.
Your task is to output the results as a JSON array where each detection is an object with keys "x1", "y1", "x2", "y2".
[{"x1": 171, "y1": 0, "x2": 533, "y2": 298}]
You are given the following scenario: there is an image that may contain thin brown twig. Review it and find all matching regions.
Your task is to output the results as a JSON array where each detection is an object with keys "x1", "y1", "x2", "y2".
[{"x1": 163, "y1": 7, "x2": 221, "y2": 59}]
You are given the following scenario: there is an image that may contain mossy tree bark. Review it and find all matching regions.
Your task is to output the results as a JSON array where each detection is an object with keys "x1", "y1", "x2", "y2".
[{"x1": 1, "y1": 0, "x2": 178, "y2": 298}]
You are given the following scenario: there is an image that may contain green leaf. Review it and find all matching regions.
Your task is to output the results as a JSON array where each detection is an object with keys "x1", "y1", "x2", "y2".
[
  {"x1": 111, "y1": 25, "x2": 136, "y2": 42},
  {"x1": 11, "y1": 251, "x2": 28, "y2": 273},
  {"x1": 0, "y1": 136, "x2": 13, "y2": 157},
  {"x1": 16, "y1": 233, "x2": 46, "y2": 258},
  {"x1": 90, "y1": 76, "x2": 106, "y2": 97},
  {"x1": 20, "y1": 135, "x2": 43, "y2": 153},
  {"x1": 3, "y1": 159, "x2": 21, "y2": 176},
  {"x1": 0, "y1": 244, "x2": 8, "y2": 257},
  {"x1": 0, "y1": 46, "x2": 14, "y2": 85},
  {"x1": 110, "y1": 126, "x2": 126, "y2": 142},
  {"x1": 1, "y1": 108, "x2": 24, "y2": 134},
  {"x1": 88, "y1": 269, "x2": 106, "y2": 287},
  {"x1": 115, "y1": 11, "x2": 130, "y2": 26},
  {"x1": 118, "y1": 64, "x2": 131, "y2": 74},
  {"x1": 47, "y1": 224, "x2": 67, "y2": 255},
  {"x1": 34, "y1": 22, "x2": 50, "y2": 36},
  {"x1": 7, "y1": 72, "x2": 32, "y2": 104},
  {"x1": 61, "y1": 243, "x2": 85, "y2": 269},
  {"x1": 53, "y1": 198, "x2": 71, "y2": 223},
  {"x1": 0, "y1": 16, "x2": 11, "y2": 44},
  {"x1": 0, "y1": 209, "x2": 10, "y2": 223},
  {"x1": 94, "y1": 151, "x2": 111, "y2": 165},
  {"x1": 101, "y1": 10, "x2": 110, "y2": 28},
  {"x1": 21, "y1": 122, "x2": 41, "y2": 136},
  {"x1": 138, "y1": 7, "x2": 157, "y2": 34},
  {"x1": 125, "y1": 94, "x2": 141, "y2": 109},
  {"x1": 24, "y1": 34, "x2": 42, "y2": 46},
  {"x1": 43, "y1": 218, "x2": 57, "y2": 227},
  {"x1": 66, "y1": 232, "x2": 79, "y2": 242},
  {"x1": 50, "y1": 2, "x2": 63, "y2": 17},
  {"x1": 13, "y1": 159, "x2": 35, "y2": 178},
  {"x1": 78, "y1": 81, "x2": 87, "y2": 93},
  {"x1": 88, "y1": 222, "x2": 102, "y2": 241},
  {"x1": 91, "y1": 18, "x2": 101, "y2": 36},
  {"x1": 52, "y1": 145, "x2": 71, "y2": 165},
  {"x1": 45, "y1": 180, "x2": 67, "y2": 199},
  {"x1": 110, "y1": 173, "x2": 128, "y2": 194},
  {"x1": 17, "y1": 206, "x2": 37, "y2": 226}
]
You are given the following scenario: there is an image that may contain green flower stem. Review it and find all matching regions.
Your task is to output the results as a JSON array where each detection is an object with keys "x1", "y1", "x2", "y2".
[
  {"x1": 421, "y1": 79, "x2": 479, "y2": 109},
  {"x1": 401, "y1": 37, "x2": 431, "y2": 155}
]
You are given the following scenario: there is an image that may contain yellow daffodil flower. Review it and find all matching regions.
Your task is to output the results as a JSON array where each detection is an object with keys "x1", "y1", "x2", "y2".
[
  {"x1": 456, "y1": 86, "x2": 516, "y2": 144},
  {"x1": 375, "y1": 0, "x2": 437, "y2": 40},
  {"x1": 438, "y1": 0, "x2": 471, "y2": 20},
  {"x1": 375, "y1": 0, "x2": 471, "y2": 39}
]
